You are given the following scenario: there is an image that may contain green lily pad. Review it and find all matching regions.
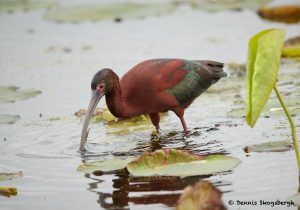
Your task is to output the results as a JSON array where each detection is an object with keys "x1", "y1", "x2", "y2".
[
  {"x1": 127, "y1": 149, "x2": 240, "y2": 177},
  {"x1": 0, "y1": 186, "x2": 17, "y2": 197},
  {"x1": 45, "y1": 3, "x2": 177, "y2": 22},
  {"x1": 282, "y1": 36, "x2": 300, "y2": 57},
  {"x1": 288, "y1": 193, "x2": 300, "y2": 206},
  {"x1": 264, "y1": 97, "x2": 300, "y2": 116},
  {"x1": 0, "y1": 0, "x2": 58, "y2": 13},
  {"x1": 75, "y1": 108, "x2": 103, "y2": 123},
  {"x1": 0, "y1": 171, "x2": 23, "y2": 182},
  {"x1": 227, "y1": 107, "x2": 244, "y2": 118},
  {"x1": 176, "y1": 180, "x2": 226, "y2": 210},
  {"x1": 228, "y1": 97, "x2": 300, "y2": 118},
  {"x1": 0, "y1": 86, "x2": 42, "y2": 104},
  {"x1": 77, "y1": 157, "x2": 136, "y2": 173},
  {"x1": 243, "y1": 140, "x2": 293, "y2": 153},
  {"x1": 0, "y1": 114, "x2": 20, "y2": 124},
  {"x1": 246, "y1": 29, "x2": 286, "y2": 127},
  {"x1": 178, "y1": 0, "x2": 271, "y2": 12},
  {"x1": 76, "y1": 106, "x2": 167, "y2": 135}
]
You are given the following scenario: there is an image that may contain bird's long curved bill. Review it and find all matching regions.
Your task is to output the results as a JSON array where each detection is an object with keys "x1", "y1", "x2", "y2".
[{"x1": 80, "y1": 91, "x2": 103, "y2": 151}]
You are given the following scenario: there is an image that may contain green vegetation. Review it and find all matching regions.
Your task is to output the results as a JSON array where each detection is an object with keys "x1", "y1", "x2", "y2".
[{"x1": 246, "y1": 28, "x2": 299, "y2": 170}]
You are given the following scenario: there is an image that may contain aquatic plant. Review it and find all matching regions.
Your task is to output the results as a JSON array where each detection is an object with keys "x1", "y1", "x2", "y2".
[
  {"x1": 77, "y1": 149, "x2": 240, "y2": 177},
  {"x1": 246, "y1": 28, "x2": 300, "y2": 170}
]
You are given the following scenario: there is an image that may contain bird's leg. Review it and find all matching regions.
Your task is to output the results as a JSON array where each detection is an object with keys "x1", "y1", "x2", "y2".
[
  {"x1": 149, "y1": 113, "x2": 160, "y2": 131},
  {"x1": 173, "y1": 108, "x2": 189, "y2": 134},
  {"x1": 179, "y1": 117, "x2": 188, "y2": 134}
]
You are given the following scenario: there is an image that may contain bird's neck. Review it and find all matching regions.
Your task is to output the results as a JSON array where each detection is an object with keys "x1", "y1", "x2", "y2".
[{"x1": 105, "y1": 76, "x2": 127, "y2": 118}]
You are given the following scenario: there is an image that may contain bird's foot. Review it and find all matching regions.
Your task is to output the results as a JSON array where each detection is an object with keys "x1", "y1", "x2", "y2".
[{"x1": 151, "y1": 129, "x2": 160, "y2": 137}]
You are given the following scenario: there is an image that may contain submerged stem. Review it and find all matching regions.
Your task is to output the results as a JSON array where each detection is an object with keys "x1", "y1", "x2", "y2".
[{"x1": 274, "y1": 85, "x2": 300, "y2": 172}]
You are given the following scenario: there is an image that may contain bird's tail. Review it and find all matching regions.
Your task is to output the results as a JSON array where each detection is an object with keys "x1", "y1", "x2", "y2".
[{"x1": 197, "y1": 60, "x2": 227, "y2": 84}]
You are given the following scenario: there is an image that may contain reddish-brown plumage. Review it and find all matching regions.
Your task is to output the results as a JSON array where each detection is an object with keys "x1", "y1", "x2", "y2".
[{"x1": 80, "y1": 58, "x2": 226, "y2": 151}]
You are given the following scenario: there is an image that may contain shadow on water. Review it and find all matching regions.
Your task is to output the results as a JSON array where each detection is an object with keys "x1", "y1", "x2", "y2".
[
  {"x1": 80, "y1": 127, "x2": 232, "y2": 209},
  {"x1": 84, "y1": 169, "x2": 232, "y2": 209}
]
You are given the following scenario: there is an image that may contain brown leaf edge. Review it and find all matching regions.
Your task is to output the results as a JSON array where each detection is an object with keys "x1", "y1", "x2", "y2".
[{"x1": 176, "y1": 180, "x2": 227, "y2": 210}]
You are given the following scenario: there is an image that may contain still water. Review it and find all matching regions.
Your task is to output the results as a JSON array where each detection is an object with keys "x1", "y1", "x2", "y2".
[{"x1": 0, "y1": 0, "x2": 299, "y2": 209}]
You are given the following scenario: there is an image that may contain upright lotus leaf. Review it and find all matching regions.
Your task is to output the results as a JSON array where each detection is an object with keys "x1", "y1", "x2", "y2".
[
  {"x1": 246, "y1": 29, "x2": 285, "y2": 127},
  {"x1": 176, "y1": 181, "x2": 226, "y2": 210},
  {"x1": 127, "y1": 149, "x2": 240, "y2": 177},
  {"x1": 0, "y1": 187, "x2": 17, "y2": 197},
  {"x1": 77, "y1": 157, "x2": 136, "y2": 173}
]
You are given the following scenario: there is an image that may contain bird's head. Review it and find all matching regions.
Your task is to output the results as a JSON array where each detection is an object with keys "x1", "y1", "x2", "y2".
[{"x1": 80, "y1": 68, "x2": 115, "y2": 151}]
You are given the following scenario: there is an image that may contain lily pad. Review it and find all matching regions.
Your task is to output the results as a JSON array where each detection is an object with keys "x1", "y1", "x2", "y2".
[
  {"x1": 177, "y1": 0, "x2": 271, "y2": 12},
  {"x1": 127, "y1": 149, "x2": 240, "y2": 177},
  {"x1": 0, "y1": 186, "x2": 17, "y2": 197},
  {"x1": 0, "y1": 0, "x2": 57, "y2": 13},
  {"x1": 45, "y1": 3, "x2": 177, "y2": 22},
  {"x1": 176, "y1": 180, "x2": 226, "y2": 210},
  {"x1": 246, "y1": 29, "x2": 285, "y2": 127},
  {"x1": 75, "y1": 108, "x2": 103, "y2": 123},
  {"x1": 282, "y1": 36, "x2": 300, "y2": 57},
  {"x1": 228, "y1": 97, "x2": 300, "y2": 118},
  {"x1": 264, "y1": 97, "x2": 300, "y2": 116},
  {"x1": 0, "y1": 114, "x2": 20, "y2": 124},
  {"x1": 77, "y1": 157, "x2": 136, "y2": 173},
  {"x1": 0, "y1": 171, "x2": 23, "y2": 182},
  {"x1": 0, "y1": 86, "x2": 42, "y2": 104},
  {"x1": 258, "y1": 5, "x2": 300, "y2": 24},
  {"x1": 76, "y1": 106, "x2": 167, "y2": 134},
  {"x1": 243, "y1": 140, "x2": 293, "y2": 153}
]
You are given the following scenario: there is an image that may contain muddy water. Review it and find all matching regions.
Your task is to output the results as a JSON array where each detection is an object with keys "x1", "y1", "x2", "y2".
[{"x1": 0, "y1": 1, "x2": 300, "y2": 210}]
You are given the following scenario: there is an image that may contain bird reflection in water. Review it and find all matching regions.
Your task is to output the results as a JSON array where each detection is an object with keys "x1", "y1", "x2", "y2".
[{"x1": 80, "y1": 130, "x2": 232, "y2": 210}]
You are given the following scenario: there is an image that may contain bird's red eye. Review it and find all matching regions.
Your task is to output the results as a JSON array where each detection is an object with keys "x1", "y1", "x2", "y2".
[{"x1": 100, "y1": 85, "x2": 104, "y2": 89}]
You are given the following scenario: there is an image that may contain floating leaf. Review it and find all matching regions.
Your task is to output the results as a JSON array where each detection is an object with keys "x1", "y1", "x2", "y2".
[
  {"x1": 77, "y1": 157, "x2": 136, "y2": 173},
  {"x1": 282, "y1": 36, "x2": 300, "y2": 57},
  {"x1": 0, "y1": 186, "x2": 17, "y2": 197},
  {"x1": 176, "y1": 180, "x2": 226, "y2": 210},
  {"x1": 228, "y1": 97, "x2": 300, "y2": 118},
  {"x1": 226, "y1": 62, "x2": 246, "y2": 78},
  {"x1": 77, "y1": 106, "x2": 167, "y2": 134},
  {"x1": 246, "y1": 29, "x2": 285, "y2": 127},
  {"x1": 177, "y1": 0, "x2": 271, "y2": 12},
  {"x1": 0, "y1": 0, "x2": 57, "y2": 13},
  {"x1": 127, "y1": 149, "x2": 240, "y2": 177},
  {"x1": 45, "y1": 3, "x2": 177, "y2": 22},
  {"x1": 0, "y1": 86, "x2": 41, "y2": 104},
  {"x1": 0, "y1": 171, "x2": 23, "y2": 182},
  {"x1": 0, "y1": 114, "x2": 20, "y2": 124},
  {"x1": 75, "y1": 108, "x2": 103, "y2": 123},
  {"x1": 243, "y1": 140, "x2": 293, "y2": 153},
  {"x1": 288, "y1": 193, "x2": 300, "y2": 206},
  {"x1": 258, "y1": 5, "x2": 300, "y2": 24},
  {"x1": 264, "y1": 97, "x2": 300, "y2": 116}
]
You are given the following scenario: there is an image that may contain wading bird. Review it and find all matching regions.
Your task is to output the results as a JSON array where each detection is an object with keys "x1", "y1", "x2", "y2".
[{"x1": 80, "y1": 59, "x2": 226, "y2": 151}]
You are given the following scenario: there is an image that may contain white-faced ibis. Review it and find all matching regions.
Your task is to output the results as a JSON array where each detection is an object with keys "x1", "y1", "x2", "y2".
[{"x1": 80, "y1": 59, "x2": 226, "y2": 151}]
